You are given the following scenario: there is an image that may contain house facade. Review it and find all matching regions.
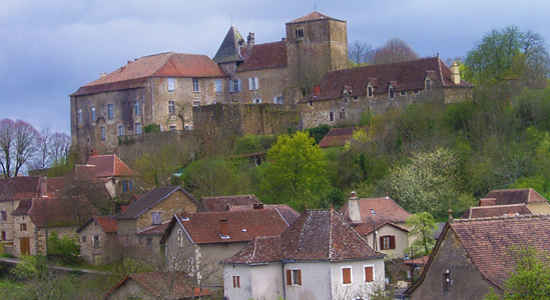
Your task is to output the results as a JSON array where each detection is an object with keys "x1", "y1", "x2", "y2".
[
  {"x1": 481, "y1": 188, "x2": 550, "y2": 214},
  {"x1": 77, "y1": 216, "x2": 120, "y2": 265},
  {"x1": 223, "y1": 209, "x2": 385, "y2": 300}
]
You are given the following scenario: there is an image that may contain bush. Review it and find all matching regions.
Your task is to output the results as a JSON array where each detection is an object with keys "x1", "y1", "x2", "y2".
[
  {"x1": 306, "y1": 124, "x2": 331, "y2": 144},
  {"x1": 233, "y1": 135, "x2": 277, "y2": 154},
  {"x1": 46, "y1": 232, "x2": 80, "y2": 265},
  {"x1": 143, "y1": 124, "x2": 161, "y2": 133}
]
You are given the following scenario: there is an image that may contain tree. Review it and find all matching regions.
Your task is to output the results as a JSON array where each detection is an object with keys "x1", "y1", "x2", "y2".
[
  {"x1": 134, "y1": 143, "x2": 192, "y2": 188},
  {"x1": 405, "y1": 212, "x2": 438, "y2": 257},
  {"x1": 372, "y1": 38, "x2": 418, "y2": 65},
  {"x1": 464, "y1": 26, "x2": 550, "y2": 87},
  {"x1": 0, "y1": 119, "x2": 40, "y2": 177},
  {"x1": 484, "y1": 247, "x2": 550, "y2": 300},
  {"x1": 349, "y1": 41, "x2": 373, "y2": 66},
  {"x1": 48, "y1": 132, "x2": 71, "y2": 165},
  {"x1": 259, "y1": 131, "x2": 330, "y2": 210},
  {"x1": 31, "y1": 128, "x2": 51, "y2": 171}
]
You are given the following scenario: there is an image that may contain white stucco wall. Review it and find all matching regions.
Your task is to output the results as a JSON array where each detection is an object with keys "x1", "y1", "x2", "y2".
[
  {"x1": 224, "y1": 264, "x2": 252, "y2": 300},
  {"x1": 330, "y1": 259, "x2": 385, "y2": 300},
  {"x1": 224, "y1": 263, "x2": 283, "y2": 300},
  {"x1": 365, "y1": 225, "x2": 409, "y2": 258},
  {"x1": 284, "y1": 262, "x2": 331, "y2": 300}
]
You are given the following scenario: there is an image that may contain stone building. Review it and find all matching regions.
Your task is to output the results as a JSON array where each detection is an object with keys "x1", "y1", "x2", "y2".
[
  {"x1": 223, "y1": 209, "x2": 385, "y2": 300},
  {"x1": 405, "y1": 215, "x2": 550, "y2": 299},
  {"x1": 76, "y1": 216, "x2": 120, "y2": 265}
]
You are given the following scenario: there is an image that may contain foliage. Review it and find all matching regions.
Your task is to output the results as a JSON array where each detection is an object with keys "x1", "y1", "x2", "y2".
[
  {"x1": 46, "y1": 232, "x2": 80, "y2": 265},
  {"x1": 464, "y1": 26, "x2": 550, "y2": 87},
  {"x1": 484, "y1": 247, "x2": 550, "y2": 300},
  {"x1": 10, "y1": 255, "x2": 48, "y2": 281},
  {"x1": 258, "y1": 131, "x2": 331, "y2": 211},
  {"x1": 233, "y1": 134, "x2": 277, "y2": 154},
  {"x1": 405, "y1": 212, "x2": 438, "y2": 257},
  {"x1": 305, "y1": 124, "x2": 331, "y2": 144},
  {"x1": 134, "y1": 143, "x2": 192, "y2": 187},
  {"x1": 348, "y1": 40, "x2": 373, "y2": 66},
  {"x1": 143, "y1": 124, "x2": 161, "y2": 134},
  {"x1": 372, "y1": 38, "x2": 418, "y2": 65}
]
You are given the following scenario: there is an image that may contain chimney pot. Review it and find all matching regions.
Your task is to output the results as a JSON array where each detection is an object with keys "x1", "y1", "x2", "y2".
[{"x1": 450, "y1": 61, "x2": 461, "y2": 85}]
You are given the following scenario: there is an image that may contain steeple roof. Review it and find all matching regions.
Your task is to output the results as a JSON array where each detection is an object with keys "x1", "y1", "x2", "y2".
[
  {"x1": 287, "y1": 11, "x2": 344, "y2": 24},
  {"x1": 213, "y1": 26, "x2": 245, "y2": 64}
]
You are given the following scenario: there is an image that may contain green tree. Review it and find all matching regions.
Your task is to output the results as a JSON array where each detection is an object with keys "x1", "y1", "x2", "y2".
[
  {"x1": 134, "y1": 144, "x2": 191, "y2": 188},
  {"x1": 405, "y1": 212, "x2": 438, "y2": 257},
  {"x1": 464, "y1": 26, "x2": 550, "y2": 87},
  {"x1": 259, "y1": 131, "x2": 330, "y2": 210},
  {"x1": 484, "y1": 247, "x2": 550, "y2": 300},
  {"x1": 46, "y1": 232, "x2": 80, "y2": 265}
]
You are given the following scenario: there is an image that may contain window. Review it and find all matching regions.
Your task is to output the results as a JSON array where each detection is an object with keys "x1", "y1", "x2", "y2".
[
  {"x1": 388, "y1": 85, "x2": 395, "y2": 99},
  {"x1": 117, "y1": 125, "x2": 124, "y2": 137},
  {"x1": 232, "y1": 276, "x2": 240, "y2": 288},
  {"x1": 77, "y1": 109, "x2": 83, "y2": 124},
  {"x1": 426, "y1": 78, "x2": 432, "y2": 90},
  {"x1": 367, "y1": 85, "x2": 373, "y2": 97},
  {"x1": 20, "y1": 223, "x2": 27, "y2": 232},
  {"x1": 342, "y1": 267, "x2": 352, "y2": 285},
  {"x1": 152, "y1": 212, "x2": 161, "y2": 225},
  {"x1": 169, "y1": 125, "x2": 177, "y2": 131},
  {"x1": 146, "y1": 237, "x2": 152, "y2": 246},
  {"x1": 192, "y1": 78, "x2": 200, "y2": 92},
  {"x1": 329, "y1": 112, "x2": 335, "y2": 122},
  {"x1": 1, "y1": 231, "x2": 5, "y2": 241},
  {"x1": 90, "y1": 106, "x2": 96, "y2": 123},
  {"x1": 177, "y1": 229, "x2": 185, "y2": 248},
  {"x1": 135, "y1": 122, "x2": 142, "y2": 135},
  {"x1": 248, "y1": 77, "x2": 259, "y2": 90},
  {"x1": 229, "y1": 79, "x2": 241, "y2": 93},
  {"x1": 253, "y1": 98, "x2": 262, "y2": 104},
  {"x1": 380, "y1": 235, "x2": 396, "y2": 250},
  {"x1": 107, "y1": 104, "x2": 114, "y2": 120},
  {"x1": 273, "y1": 96, "x2": 284, "y2": 104},
  {"x1": 93, "y1": 235, "x2": 100, "y2": 248},
  {"x1": 168, "y1": 100, "x2": 175, "y2": 114},
  {"x1": 134, "y1": 101, "x2": 141, "y2": 116},
  {"x1": 122, "y1": 180, "x2": 130, "y2": 193},
  {"x1": 401, "y1": 90, "x2": 407, "y2": 96},
  {"x1": 167, "y1": 78, "x2": 176, "y2": 91},
  {"x1": 296, "y1": 28, "x2": 304, "y2": 39},
  {"x1": 192, "y1": 100, "x2": 201, "y2": 107},
  {"x1": 339, "y1": 110, "x2": 346, "y2": 120},
  {"x1": 364, "y1": 266, "x2": 374, "y2": 282},
  {"x1": 215, "y1": 80, "x2": 223, "y2": 93},
  {"x1": 81, "y1": 236, "x2": 87, "y2": 243},
  {"x1": 286, "y1": 269, "x2": 302, "y2": 286},
  {"x1": 1, "y1": 210, "x2": 6, "y2": 221},
  {"x1": 100, "y1": 126, "x2": 106, "y2": 141}
]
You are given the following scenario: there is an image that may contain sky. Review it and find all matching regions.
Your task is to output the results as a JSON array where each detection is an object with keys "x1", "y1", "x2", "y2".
[{"x1": 1, "y1": 0, "x2": 549, "y2": 134}]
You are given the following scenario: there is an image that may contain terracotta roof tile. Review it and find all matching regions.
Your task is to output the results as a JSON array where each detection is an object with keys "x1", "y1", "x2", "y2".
[
  {"x1": 341, "y1": 197, "x2": 411, "y2": 224},
  {"x1": 0, "y1": 177, "x2": 40, "y2": 201},
  {"x1": 467, "y1": 204, "x2": 532, "y2": 218},
  {"x1": 85, "y1": 154, "x2": 134, "y2": 178},
  {"x1": 288, "y1": 11, "x2": 343, "y2": 23},
  {"x1": 237, "y1": 41, "x2": 287, "y2": 72},
  {"x1": 318, "y1": 127, "x2": 356, "y2": 148},
  {"x1": 95, "y1": 216, "x2": 118, "y2": 233},
  {"x1": 200, "y1": 194, "x2": 260, "y2": 212},
  {"x1": 72, "y1": 53, "x2": 224, "y2": 96},
  {"x1": 353, "y1": 221, "x2": 410, "y2": 236},
  {"x1": 11, "y1": 199, "x2": 32, "y2": 216},
  {"x1": 483, "y1": 188, "x2": 548, "y2": 206},
  {"x1": 309, "y1": 57, "x2": 472, "y2": 102},
  {"x1": 118, "y1": 186, "x2": 194, "y2": 220},
  {"x1": 45, "y1": 177, "x2": 66, "y2": 196},
  {"x1": 138, "y1": 222, "x2": 170, "y2": 236},
  {"x1": 228, "y1": 204, "x2": 300, "y2": 226},
  {"x1": 24, "y1": 196, "x2": 95, "y2": 228},
  {"x1": 105, "y1": 272, "x2": 211, "y2": 299}
]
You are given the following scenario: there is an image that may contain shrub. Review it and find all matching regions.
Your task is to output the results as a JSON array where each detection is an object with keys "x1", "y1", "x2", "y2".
[
  {"x1": 143, "y1": 124, "x2": 161, "y2": 133},
  {"x1": 46, "y1": 232, "x2": 80, "y2": 265}
]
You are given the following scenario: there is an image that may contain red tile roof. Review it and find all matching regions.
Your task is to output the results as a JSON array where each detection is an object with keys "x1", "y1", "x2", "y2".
[
  {"x1": 72, "y1": 52, "x2": 224, "y2": 96},
  {"x1": 85, "y1": 154, "x2": 134, "y2": 178},
  {"x1": 353, "y1": 221, "x2": 410, "y2": 236},
  {"x1": 467, "y1": 204, "x2": 532, "y2": 219},
  {"x1": 288, "y1": 11, "x2": 343, "y2": 23},
  {"x1": 20, "y1": 196, "x2": 95, "y2": 228},
  {"x1": 138, "y1": 222, "x2": 170, "y2": 236},
  {"x1": 46, "y1": 177, "x2": 66, "y2": 196},
  {"x1": 341, "y1": 197, "x2": 412, "y2": 224},
  {"x1": 200, "y1": 194, "x2": 260, "y2": 212},
  {"x1": 228, "y1": 204, "x2": 300, "y2": 226},
  {"x1": 483, "y1": 188, "x2": 548, "y2": 206},
  {"x1": 226, "y1": 209, "x2": 383, "y2": 264},
  {"x1": 172, "y1": 207, "x2": 290, "y2": 245},
  {"x1": 318, "y1": 127, "x2": 356, "y2": 148},
  {"x1": 77, "y1": 216, "x2": 118, "y2": 233},
  {"x1": 309, "y1": 57, "x2": 472, "y2": 102},
  {"x1": 237, "y1": 41, "x2": 287, "y2": 72},
  {"x1": 105, "y1": 272, "x2": 211, "y2": 299},
  {"x1": 0, "y1": 177, "x2": 40, "y2": 201}
]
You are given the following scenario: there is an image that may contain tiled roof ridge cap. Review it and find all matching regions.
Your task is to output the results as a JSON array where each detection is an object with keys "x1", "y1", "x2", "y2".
[
  {"x1": 489, "y1": 188, "x2": 532, "y2": 192},
  {"x1": 328, "y1": 209, "x2": 334, "y2": 260},
  {"x1": 470, "y1": 203, "x2": 528, "y2": 209},
  {"x1": 202, "y1": 194, "x2": 256, "y2": 199},
  {"x1": 453, "y1": 213, "x2": 549, "y2": 223}
]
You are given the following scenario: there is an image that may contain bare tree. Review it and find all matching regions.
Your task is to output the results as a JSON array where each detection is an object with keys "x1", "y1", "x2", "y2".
[
  {"x1": 349, "y1": 41, "x2": 374, "y2": 66},
  {"x1": 30, "y1": 128, "x2": 51, "y2": 171},
  {"x1": 49, "y1": 132, "x2": 71, "y2": 165},
  {"x1": 0, "y1": 119, "x2": 40, "y2": 177},
  {"x1": 372, "y1": 38, "x2": 419, "y2": 65}
]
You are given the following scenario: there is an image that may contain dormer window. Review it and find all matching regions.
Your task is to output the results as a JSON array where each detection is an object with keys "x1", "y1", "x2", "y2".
[
  {"x1": 388, "y1": 85, "x2": 395, "y2": 99},
  {"x1": 296, "y1": 28, "x2": 304, "y2": 39},
  {"x1": 367, "y1": 85, "x2": 374, "y2": 97}
]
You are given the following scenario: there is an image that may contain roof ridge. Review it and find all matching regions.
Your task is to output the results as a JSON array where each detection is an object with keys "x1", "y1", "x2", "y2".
[
  {"x1": 470, "y1": 203, "x2": 528, "y2": 209},
  {"x1": 328, "y1": 210, "x2": 334, "y2": 260},
  {"x1": 327, "y1": 57, "x2": 440, "y2": 75},
  {"x1": 454, "y1": 213, "x2": 549, "y2": 223}
]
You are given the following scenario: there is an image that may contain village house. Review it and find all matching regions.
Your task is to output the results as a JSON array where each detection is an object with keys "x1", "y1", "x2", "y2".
[
  {"x1": 161, "y1": 204, "x2": 298, "y2": 289},
  {"x1": 199, "y1": 194, "x2": 260, "y2": 212},
  {"x1": 341, "y1": 193, "x2": 414, "y2": 258},
  {"x1": 223, "y1": 209, "x2": 385, "y2": 300},
  {"x1": 318, "y1": 127, "x2": 357, "y2": 148},
  {"x1": 479, "y1": 188, "x2": 550, "y2": 214},
  {"x1": 405, "y1": 214, "x2": 550, "y2": 299},
  {"x1": 104, "y1": 272, "x2": 211, "y2": 300},
  {"x1": 76, "y1": 216, "x2": 119, "y2": 265},
  {"x1": 117, "y1": 186, "x2": 198, "y2": 263}
]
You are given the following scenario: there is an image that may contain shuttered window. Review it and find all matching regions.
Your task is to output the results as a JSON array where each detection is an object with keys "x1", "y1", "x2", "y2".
[
  {"x1": 342, "y1": 267, "x2": 352, "y2": 284},
  {"x1": 380, "y1": 235, "x2": 396, "y2": 250},
  {"x1": 287, "y1": 269, "x2": 302, "y2": 286},
  {"x1": 365, "y1": 266, "x2": 374, "y2": 282},
  {"x1": 286, "y1": 270, "x2": 292, "y2": 285},
  {"x1": 232, "y1": 276, "x2": 240, "y2": 288}
]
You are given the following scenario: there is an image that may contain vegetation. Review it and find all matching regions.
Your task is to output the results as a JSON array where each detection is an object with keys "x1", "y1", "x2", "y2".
[
  {"x1": 405, "y1": 212, "x2": 438, "y2": 258},
  {"x1": 46, "y1": 232, "x2": 80, "y2": 265}
]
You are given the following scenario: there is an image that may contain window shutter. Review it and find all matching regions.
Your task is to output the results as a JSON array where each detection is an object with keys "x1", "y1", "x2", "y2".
[
  {"x1": 255, "y1": 77, "x2": 259, "y2": 89},
  {"x1": 296, "y1": 270, "x2": 302, "y2": 285},
  {"x1": 379, "y1": 236, "x2": 385, "y2": 250},
  {"x1": 232, "y1": 276, "x2": 236, "y2": 287},
  {"x1": 248, "y1": 78, "x2": 253, "y2": 90},
  {"x1": 229, "y1": 80, "x2": 234, "y2": 93},
  {"x1": 342, "y1": 268, "x2": 351, "y2": 284},
  {"x1": 365, "y1": 267, "x2": 374, "y2": 282},
  {"x1": 286, "y1": 270, "x2": 292, "y2": 285},
  {"x1": 390, "y1": 236, "x2": 396, "y2": 249},
  {"x1": 237, "y1": 79, "x2": 242, "y2": 91}
]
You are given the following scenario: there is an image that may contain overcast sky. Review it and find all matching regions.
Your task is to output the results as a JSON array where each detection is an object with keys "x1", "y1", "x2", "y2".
[{"x1": 1, "y1": 0, "x2": 549, "y2": 133}]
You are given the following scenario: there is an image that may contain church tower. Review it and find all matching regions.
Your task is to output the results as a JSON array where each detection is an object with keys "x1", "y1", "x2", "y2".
[{"x1": 285, "y1": 11, "x2": 348, "y2": 97}]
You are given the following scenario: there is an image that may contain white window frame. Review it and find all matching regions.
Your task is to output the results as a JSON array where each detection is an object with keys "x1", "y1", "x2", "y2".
[
  {"x1": 248, "y1": 77, "x2": 259, "y2": 90},
  {"x1": 230, "y1": 79, "x2": 241, "y2": 93},
  {"x1": 215, "y1": 79, "x2": 223, "y2": 93},
  {"x1": 90, "y1": 106, "x2": 96, "y2": 123},
  {"x1": 290, "y1": 268, "x2": 302, "y2": 286},
  {"x1": 168, "y1": 100, "x2": 176, "y2": 114},
  {"x1": 232, "y1": 275, "x2": 241, "y2": 288},
  {"x1": 151, "y1": 211, "x2": 161, "y2": 225},
  {"x1": 341, "y1": 266, "x2": 353, "y2": 286},
  {"x1": 192, "y1": 100, "x2": 201, "y2": 107},
  {"x1": 77, "y1": 109, "x2": 83, "y2": 124},
  {"x1": 107, "y1": 104, "x2": 114, "y2": 120},
  {"x1": 367, "y1": 85, "x2": 374, "y2": 98},
  {"x1": 117, "y1": 124, "x2": 124, "y2": 137},
  {"x1": 177, "y1": 229, "x2": 185, "y2": 248},
  {"x1": 100, "y1": 126, "x2": 106, "y2": 141},
  {"x1": 253, "y1": 98, "x2": 262, "y2": 104},
  {"x1": 363, "y1": 264, "x2": 376, "y2": 283},
  {"x1": 167, "y1": 78, "x2": 176, "y2": 92},
  {"x1": 135, "y1": 122, "x2": 142, "y2": 135},
  {"x1": 192, "y1": 78, "x2": 200, "y2": 92},
  {"x1": 134, "y1": 101, "x2": 141, "y2": 116}
]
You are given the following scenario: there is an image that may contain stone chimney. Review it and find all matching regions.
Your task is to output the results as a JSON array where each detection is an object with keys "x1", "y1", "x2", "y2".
[
  {"x1": 348, "y1": 191, "x2": 361, "y2": 223},
  {"x1": 219, "y1": 218, "x2": 229, "y2": 237},
  {"x1": 450, "y1": 61, "x2": 461, "y2": 85},
  {"x1": 247, "y1": 32, "x2": 255, "y2": 51}
]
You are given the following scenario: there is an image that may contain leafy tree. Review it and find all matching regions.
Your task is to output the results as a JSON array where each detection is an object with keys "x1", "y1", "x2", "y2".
[
  {"x1": 484, "y1": 247, "x2": 550, "y2": 300},
  {"x1": 306, "y1": 124, "x2": 331, "y2": 144},
  {"x1": 372, "y1": 38, "x2": 418, "y2": 65},
  {"x1": 464, "y1": 26, "x2": 550, "y2": 87},
  {"x1": 259, "y1": 131, "x2": 330, "y2": 210},
  {"x1": 233, "y1": 134, "x2": 276, "y2": 154},
  {"x1": 134, "y1": 143, "x2": 191, "y2": 188},
  {"x1": 405, "y1": 212, "x2": 438, "y2": 257},
  {"x1": 46, "y1": 232, "x2": 80, "y2": 265}
]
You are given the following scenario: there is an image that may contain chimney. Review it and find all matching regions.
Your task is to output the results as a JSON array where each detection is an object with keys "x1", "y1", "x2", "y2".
[
  {"x1": 450, "y1": 61, "x2": 461, "y2": 85},
  {"x1": 39, "y1": 177, "x2": 47, "y2": 197},
  {"x1": 253, "y1": 203, "x2": 264, "y2": 210},
  {"x1": 479, "y1": 198, "x2": 497, "y2": 206},
  {"x1": 100, "y1": 73, "x2": 107, "y2": 78},
  {"x1": 348, "y1": 191, "x2": 361, "y2": 223},
  {"x1": 219, "y1": 219, "x2": 229, "y2": 237},
  {"x1": 247, "y1": 32, "x2": 255, "y2": 51}
]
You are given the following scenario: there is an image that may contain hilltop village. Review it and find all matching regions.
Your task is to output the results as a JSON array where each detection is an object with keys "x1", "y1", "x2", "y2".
[{"x1": 3, "y1": 10, "x2": 550, "y2": 300}]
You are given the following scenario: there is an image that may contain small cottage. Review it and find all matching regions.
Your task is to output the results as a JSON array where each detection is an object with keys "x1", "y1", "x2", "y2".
[{"x1": 77, "y1": 216, "x2": 119, "y2": 265}]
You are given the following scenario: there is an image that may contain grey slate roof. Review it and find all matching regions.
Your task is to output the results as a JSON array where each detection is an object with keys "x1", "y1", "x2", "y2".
[
  {"x1": 117, "y1": 186, "x2": 194, "y2": 220},
  {"x1": 214, "y1": 26, "x2": 245, "y2": 64}
]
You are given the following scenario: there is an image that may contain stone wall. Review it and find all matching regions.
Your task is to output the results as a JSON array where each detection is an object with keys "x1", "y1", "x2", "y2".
[
  {"x1": 135, "y1": 190, "x2": 197, "y2": 232},
  {"x1": 79, "y1": 222, "x2": 121, "y2": 265},
  {"x1": 232, "y1": 67, "x2": 291, "y2": 104}
]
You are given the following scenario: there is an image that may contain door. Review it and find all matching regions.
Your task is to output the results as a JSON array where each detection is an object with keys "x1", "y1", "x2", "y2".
[{"x1": 20, "y1": 238, "x2": 30, "y2": 256}]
